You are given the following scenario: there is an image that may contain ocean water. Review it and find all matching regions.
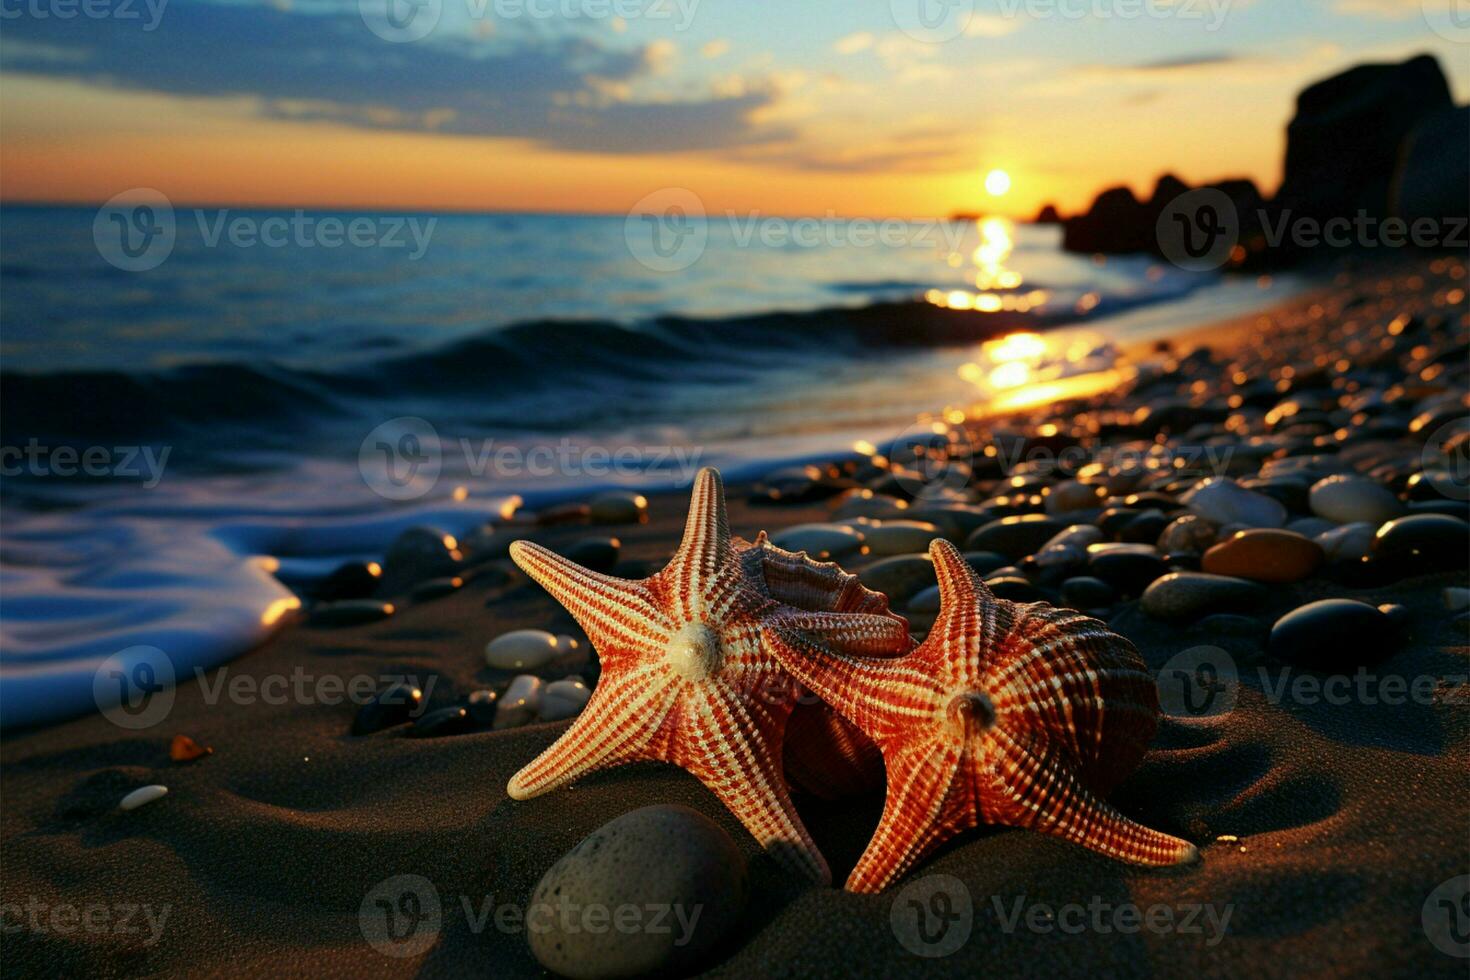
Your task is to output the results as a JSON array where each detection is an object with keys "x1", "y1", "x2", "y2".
[{"x1": 0, "y1": 205, "x2": 1300, "y2": 727}]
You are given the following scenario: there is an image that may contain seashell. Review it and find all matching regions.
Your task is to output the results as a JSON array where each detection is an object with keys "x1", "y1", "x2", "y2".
[
  {"x1": 744, "y1": 532, "x2": 911, "y2": 799},
  {"x1": 765, "y1": 538, "x2": 1197, "y2": 893}
]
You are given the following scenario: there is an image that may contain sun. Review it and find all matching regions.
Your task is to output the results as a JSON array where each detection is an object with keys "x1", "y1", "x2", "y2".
[{"x1": 984, "y1": 169, "x2": 1012, "y2": 196}]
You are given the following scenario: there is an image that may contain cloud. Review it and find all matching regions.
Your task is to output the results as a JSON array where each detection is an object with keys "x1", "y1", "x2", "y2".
[
  {"x1": 1330, "y1": 0, "x2": 1421, "y2": 17},
  {"x1": 701, "y1": 38, "x2": 730, "y2": 58},
  {"x1": 1125, "y1": 53, "x2": 1240, "y2": 71},
  {"x1": 0, "y1": 1, "x2": 789, "y2": 154},
  {"x1": 834, "y1": 32, "x2": 875, "y2": 54},
  {"x1": 964, "y1": 14, "x2": 1021, "y2": 37}
]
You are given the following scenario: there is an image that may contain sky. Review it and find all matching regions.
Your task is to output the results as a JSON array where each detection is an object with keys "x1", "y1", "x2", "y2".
[{"x1": 1, "y1": 0, "x2": 1466, "y2": 218}]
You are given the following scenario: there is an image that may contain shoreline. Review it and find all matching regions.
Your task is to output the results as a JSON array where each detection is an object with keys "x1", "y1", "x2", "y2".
[{"x1": 1, "y1": 255, "x2": 1466, "y2": 977}]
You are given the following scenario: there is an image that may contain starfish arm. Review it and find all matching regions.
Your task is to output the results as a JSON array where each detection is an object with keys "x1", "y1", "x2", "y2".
[
  {"x1": 678, "y1": 683, "x2": 831, "y2": 884},
  {"x1": 667, "y1": 467, "x2": 734, "y2": 619},
  {"x1": 506, "y1": 667, "x2": 677, "y2": 800},
  {"x1": 990, "y1": 727, "x2": 1198, "y2": 867},
  {"x1": 928, "y1": 539, "x2": 1017, "y2": 684},
  {"x1": 846, "y1": 740, "x2": 967, "y2": 894},
  {"x1": 762, "y1": 626, "x2": 941, "y2": 737},
  {"x1": 509, "y1": 541, "x2": 670, "y2": 657},
  {"x1": 768, "y1": 609, "x2": 912, "y2": 657}
]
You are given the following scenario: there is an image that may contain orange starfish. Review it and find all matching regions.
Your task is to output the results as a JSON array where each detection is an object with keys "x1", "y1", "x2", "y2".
[
  {"x1": 765, "y1": 538, "x2": 1198, "y2": 893},
  {"x1": 507, "y1": 467, "x2": 908, "y2": 883}
]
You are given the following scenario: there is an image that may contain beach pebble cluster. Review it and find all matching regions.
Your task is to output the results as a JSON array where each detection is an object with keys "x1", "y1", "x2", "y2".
[{"x1": 747, "y1": 261, "x2": 1468, "y2": 674}]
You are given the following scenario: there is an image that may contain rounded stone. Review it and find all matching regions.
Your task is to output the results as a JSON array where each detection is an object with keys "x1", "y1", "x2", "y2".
[
  {"x1": 528, "y1": 804, "x2": 746, "y2": 980},
  {"x1": 1086, "y1": 546, "x2": 1168, "y2": 596},
  {"x1": 962, "y1": 551, "x2": 1010, "y2": 577},
  {"x1": 985, "y1": 576, "x2": 1043, "y2": 602},
  {"x1": 539, "y1": 677, "x2": 592, "y2": 722},
  {"x1": 494, "y1": 675, "x2": 545, "y2": 730},
  {"x1": 1308, "y1": 475, "x2": 1405, "y2": 525},
  {"x1": 310, "y1": 599, "x2": 395, "y2": 628},
  {"x1": 1180, "y1": 477, "x2": 1287, "y2": 528},
  {"x1": 906, "y1": 584, "x2": 942, "y2": 613},
  {"x1": 589, "y1": 491, "x2": 649, "y2": 525},
  {"x1": 964, "y1": 515, "x2": 1068, "y2": 560},
  {"x1": 856, "y1": 554, "x2": 936, "y2": 602},
  {"x1": 1372, "y1": 514, "x2": 1470, "y2": 572},
  {"x1": 410, "y1": 706, "x2": 473, "y2": 738},
  {"x1": 1140, "y1": 572, "x2": 1268, "y2": 621},
  {"x1": 313, "y1": 561, "x2": 382, "y2": 601},
  {"x1": 379, "y1": 526, "x2": 462, "y2": 593},
  {"x1": 862, "y1": 520, "x2": 944, "y2": 556},
  {"x1": 486, "y1": 629, "x2": 561, "y2": 671},
  {"x1": 1201, "y1": 529, "x2": 1324, "y2": 583},
  {"x1": 1315, "y1": 522, "x2": 1376, "y2": 564},
  {"x1": 1044, "y1": 480, "x2": 1103, "y2": 515},
  {"x1": 1157, "y1": 514, "x2": 1218, "y2": 555},
  {"x1": 410, "y1": 576, "x2": 463, "y2": 602},
  {"x1": 1059, "y1": 576, "x2": 1116, "y2": 610},
  {"x1": 565, "y1": 537, "x2": 621, "y2": 573},
  {"x1": 1267, "y1": 599, "x2": 1403, "y2": 671},
  {"x1": 465, "y1": 689, "x2": 499, "y2": 726},
  {"x1": 351, "y1": 681, "x2": 424, "y2": 735},
  {"x1": 768, "y1": 523, "x2": 865, "y2": 561}
]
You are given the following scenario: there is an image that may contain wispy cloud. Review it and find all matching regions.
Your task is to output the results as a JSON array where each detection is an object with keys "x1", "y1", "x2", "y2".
[{"x1": 0, "y1": 1, "x2": 790, "y2": 154}]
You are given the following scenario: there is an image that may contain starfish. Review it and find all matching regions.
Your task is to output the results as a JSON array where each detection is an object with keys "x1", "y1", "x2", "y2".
[
  {"x1": 765, "y1": 538, "x2": 1198, "y2": 892},
  {"x1": 506, "y1": 467, "x2": 909, "y2": 883}
]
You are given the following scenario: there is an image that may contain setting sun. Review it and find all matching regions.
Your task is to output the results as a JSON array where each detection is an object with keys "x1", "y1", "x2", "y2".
[{"x1": 984, "y1": 169, "x2": 1012, "y2": 197}]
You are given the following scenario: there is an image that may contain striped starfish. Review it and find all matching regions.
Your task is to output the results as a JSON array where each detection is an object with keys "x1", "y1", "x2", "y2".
[
  {"x1": 765, "y1": 538, "x2": 1198, "y2": 893},
  {"x1": 507, "y1": 467, "x2": 908, "y2": 883}
]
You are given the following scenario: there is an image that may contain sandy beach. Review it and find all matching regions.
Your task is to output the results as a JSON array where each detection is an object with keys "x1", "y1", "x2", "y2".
[{"x1": 3, "y1": 255, "x2": 1466, "y2": 978}]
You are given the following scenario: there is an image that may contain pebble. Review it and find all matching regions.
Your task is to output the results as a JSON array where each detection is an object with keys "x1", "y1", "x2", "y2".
[
  {"x1": 312, "y1": 561, "x2": 382, "y2": 601},
  {"x1": 1086, "y1": 546, "x2": 1169, "y2": 596},
  {"x1": 1140, "y1": 572, "x2": 1268, "y2": 621},
  {"x1": 963, "y1": 551, "x2": 1010, "y2": 577},
  {"x1": 539, "y1": 677, "x2": 592, "y2": 721},
  {"x1": 409, "y1": 576, "x2": 463, "y2": 602},
  {"x1": 1041, "y1": 524, "x2": 1106, "y2": 552},
  {"x1": 856, "y1": 554, "x2": 936, "y2": 602},
  {"x1": 1267, "y1": 599, "x2": 1404, "y2": 671},
  {"x1": 985, "y1": 577, "x2": 1043, "y2": 602},
  {"x1": 768, "y1": 523, "x2": 865, "y2": 560},
  {"x1": 1315, "y1": 522, "x2": 1376, "y2": 564},
  {"x1": 1371, "y1": 514, "x2": 1470, "y2": 572},
  {"x1": 551, "y1": 635, "x2": 589, "y2": 671},
  {"x1": 1060, "y1": 576, "x2": 1116, "y2": 610},
  {"x1": 410, "y1": 706, "x2": 473, "y2": 738},
  {"x1": 494, "y1": 675, "x2": 545, "y2": 730},
  {"x1": 310, "y1": 599, "x2": 395, "y2": 628},
  {"x1": 907, "y1": 585, "x2": 942, "y2": 613},
  {"x1": 1157, "y1": 515, "x2": 1218, "y2": 555},
  {"x1": 831, "y1": 489, "x2": 910, "y2": 521},
  {"x1": 120, "y1": 785, "x2": 168, "y2": 811},
  {"x1": 862, "y1": 520, "x2": 943, "y2": 556},
  {"x1": 486, "y1": 629, "x2": 561, "y2": 671},
  {"x1": 1308, "y1": 475, "x2": 1405, "y2": 525},
  {"x1": 965, "y1": 515, "x2": 1068, "y2": 559},
  {"x1": 1045, "y1": 480, "x2": 1103, "y2": 515},
  {"x1": 379, "y1": 526, "x2": 462, "y2": 593},
  {"x1": 1201, "y1": 529, "x2": 1324, "y2": 583},
  {"x1": 351, "y1": 681, "x2": 424, "y2": 735},
  {"x1": 588, "y1": 491, "x2": 648, "y2": 525},
  {"x1": 1117, "y1": 509, "x2": 1171, "y2": 544},
  {"x1": 1180, "y1": 477, "x2": 1287, "y2": 528},
  {"x1": 528, "y1": 805, "x2": 746, "y2": 979},
  {"x1": 1285, "y1": 517, "x2": 1337, "y2": 538},
  {"x1": 1444, "y1": 588, "x2": 1470, "y2": 613},
  {"x1": 466, "y1": 689, "x2": 500, "y2": 726},
  {"x1": 565, "y1": 537, "x2": 620, "y2": 573}
]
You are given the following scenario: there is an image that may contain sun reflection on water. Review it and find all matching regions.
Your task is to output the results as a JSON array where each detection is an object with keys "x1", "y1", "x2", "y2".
[{"x1": 926, "y1": 218, "x2": 1050, "y2": 314}]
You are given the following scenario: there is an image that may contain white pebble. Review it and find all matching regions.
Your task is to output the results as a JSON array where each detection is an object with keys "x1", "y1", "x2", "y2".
[
  {"x1": 485, "y1": 629, "x2": 560, "y2": 670},
  {"x1": 120, "y1": 785, "x2": 168, "y2": 811}
]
